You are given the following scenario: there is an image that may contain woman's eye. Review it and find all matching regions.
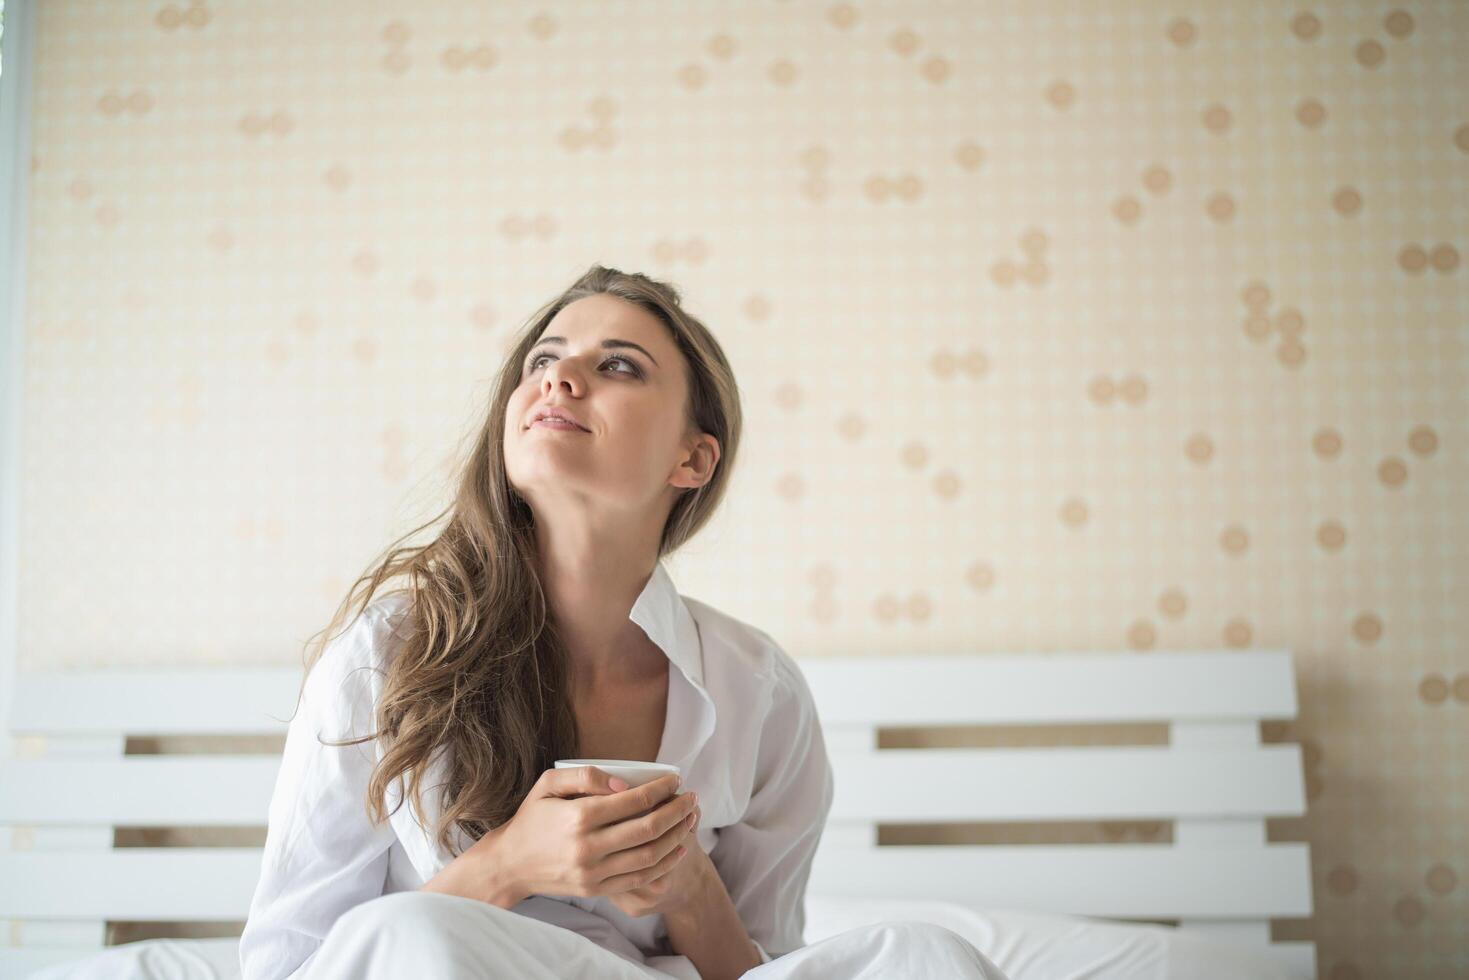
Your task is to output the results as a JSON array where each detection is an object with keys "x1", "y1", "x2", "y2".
[{"x1": 526, "y1": 353, "x2": 637, "y2": 375}]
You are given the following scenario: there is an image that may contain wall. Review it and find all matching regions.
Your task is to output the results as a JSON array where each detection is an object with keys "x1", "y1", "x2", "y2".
[{"x1": 7, "y1": 1, "x2": 1467, "y2": 976}]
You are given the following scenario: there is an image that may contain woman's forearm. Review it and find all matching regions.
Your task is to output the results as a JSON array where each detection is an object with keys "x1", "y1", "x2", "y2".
[
  {"x1": 418, "y1": 824, "x2": 527, "y2": 908},
  {"x1": 662, "y1": 855, "x2": 764, "y2": 980}
]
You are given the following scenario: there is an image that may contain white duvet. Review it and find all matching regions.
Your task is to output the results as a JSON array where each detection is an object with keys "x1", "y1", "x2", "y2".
[{"x1": 26, "y1": 895, "x2": 1307, "y2": 980}]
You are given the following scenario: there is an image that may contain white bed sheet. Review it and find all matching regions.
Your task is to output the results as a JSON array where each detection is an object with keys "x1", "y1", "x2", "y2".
[{"x1": 27, "y1": 895, "x2": 1306, "y2": 980}]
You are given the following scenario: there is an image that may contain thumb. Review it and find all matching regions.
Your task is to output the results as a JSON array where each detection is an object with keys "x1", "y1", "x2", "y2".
[{"x1": 553, "y1": 765, "x2": 629, "y2": 798}]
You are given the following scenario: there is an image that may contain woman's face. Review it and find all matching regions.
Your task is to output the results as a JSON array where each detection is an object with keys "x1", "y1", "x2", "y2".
[{"x1": 503, "y1": 293, "x2": 712, "y2": 519}]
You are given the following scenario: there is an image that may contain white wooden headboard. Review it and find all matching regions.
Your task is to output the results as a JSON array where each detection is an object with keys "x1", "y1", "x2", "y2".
[{"x1": 0, "y1": 649, "x2": 1315, "y2": 978}]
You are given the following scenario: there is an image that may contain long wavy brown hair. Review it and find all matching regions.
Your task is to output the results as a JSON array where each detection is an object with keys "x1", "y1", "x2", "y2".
[{"x1": 286, "y1": 263, "x2": 742, "y2": 857}]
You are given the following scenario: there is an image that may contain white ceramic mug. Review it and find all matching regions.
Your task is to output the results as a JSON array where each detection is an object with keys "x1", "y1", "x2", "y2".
[{"x1": 554, "y1": 758, "x2": 681, "y2": 789}]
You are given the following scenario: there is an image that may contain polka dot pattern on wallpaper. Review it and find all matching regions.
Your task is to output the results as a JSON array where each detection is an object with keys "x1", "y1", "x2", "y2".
[{"x1": 14, "y1": 2, "x2": 1467, "y2": 975}]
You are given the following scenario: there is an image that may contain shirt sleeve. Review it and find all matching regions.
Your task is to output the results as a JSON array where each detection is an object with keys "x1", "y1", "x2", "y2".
[
  {"x1": 708, "y1": 645, "x2": 835, "y2": 964},
  {"x1": 238, "y1": 610, "x2": 398, "y2": 980}
]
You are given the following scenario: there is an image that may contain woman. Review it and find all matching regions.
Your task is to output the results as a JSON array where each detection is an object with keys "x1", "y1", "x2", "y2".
[{"x1": 238, "y1": 265, "x2": 1010, "y2": 979}]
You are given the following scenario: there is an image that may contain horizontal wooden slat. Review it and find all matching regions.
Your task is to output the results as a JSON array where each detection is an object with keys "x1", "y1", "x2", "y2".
[
  {"x1": 0, "y1": 841, "x2": 1313, "y2": 922},
  {"x1": 828, "y1": 745, "x2": 1306, "y2": 822},
  {"x1": 0, "y1": 946, "x2": 101, "y2": 975},
  {"x1": 804, "y1": 650, "x2": 1297, "y2": 725},
  {"x1": 0, "y1": 926, "x2": 1317, "y2": 980},
  {"x1": 0, "y1": 756, "x2": 280, "y2": 825},
  {"x1": 9, "y1": 650, "x2": 1295, "y2": 737},
  {"x1": 9, "y1": 668, "x2": 302, "y2": 736},
  {"x1": 0, "y1": 849, "x2": 263, "y2": 920},
  {"x1": 808, "y1": 842, "x2": 1314, "y2": 918},
  {"x1": 0, "y1": 745, "x2": 1306, "y2": 827}
]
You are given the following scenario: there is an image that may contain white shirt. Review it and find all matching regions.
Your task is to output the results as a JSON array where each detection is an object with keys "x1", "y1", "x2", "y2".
[{"x1": 239, "y1": 559, "x2": 835, "y2": 980}]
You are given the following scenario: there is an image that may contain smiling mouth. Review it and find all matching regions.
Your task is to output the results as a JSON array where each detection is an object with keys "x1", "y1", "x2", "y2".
[{"x1": 530, "y1": 418, "x2": 589, "y2": 432}]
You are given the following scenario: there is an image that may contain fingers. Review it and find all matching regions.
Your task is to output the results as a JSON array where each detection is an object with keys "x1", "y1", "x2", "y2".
[
  {"x1": 591, "y1": 788, "x2": 697, "y2": 858},
  {"x1": 596, "y1": 802, "x2": 698, "y2": 881},
  {"x1": 579, "y1": 771, "x2": 682, "y2": 829},
  {"x1": 544, "y1": 765, "x2": 628, "y2": 800},
  {"x1": 597, "y1": 826, "x2": 691, "y2": 892}
]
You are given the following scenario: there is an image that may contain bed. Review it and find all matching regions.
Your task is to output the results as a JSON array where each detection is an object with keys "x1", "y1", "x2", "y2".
[{"x1": 0, "y1": 649, "x2": 1315, "y2": 979}]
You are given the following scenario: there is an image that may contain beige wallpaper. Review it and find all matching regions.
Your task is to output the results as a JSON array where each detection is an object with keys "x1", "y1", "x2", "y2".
[{"x1": 9, "y1": 0, "x2": 1467, "y2": 976}]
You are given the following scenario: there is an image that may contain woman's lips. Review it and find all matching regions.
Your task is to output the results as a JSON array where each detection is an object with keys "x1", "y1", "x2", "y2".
[{"x1": 531, "y1": 418, "x2": 588, "y2": 432}]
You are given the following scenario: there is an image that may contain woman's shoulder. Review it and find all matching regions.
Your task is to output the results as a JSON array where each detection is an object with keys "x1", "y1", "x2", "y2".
[{"x1": 682, "y1": 595, "x2": 812, "y2": 699}]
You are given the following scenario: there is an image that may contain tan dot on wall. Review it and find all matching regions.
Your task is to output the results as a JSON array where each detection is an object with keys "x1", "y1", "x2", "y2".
[
  {"x1": 708, "y1": 33, "x2": 740, "y2": 59},
  {"x1": 1019, "y1": 227, "x2": 1049, "y2": 255},
  {"x1": 323, "y1": 164, "x2": 351, "y2": 191},
  {"x1": 1158, "y1": 589, "x2": 1187, "y2": 619},
  {"x1": 1275, "y1": 307, "x2": 1306, "y2": 337},
  {"x1": 931, "y1": 349, "x2": 956, "y2": 378},
  {"x1": 675, "y1": 64, "x2": 708, "y2": 91},
  {"x1": 1290, "y1": 12, "x2": 1322, "y2": 41},
  {"x1": 1201, "y1": 103, "x2": 1232, "y2": 134},
  {"x1": 901, "y1": 441, "x2": 929, "y2": 469},
  {"x1": 1206, "y1": 192, "x2": 1236, "y2": 222},
  {"x1": 1113, "y1": 195, "x2": 1142, "y2": 225},
  {"x1": 1399, "y1": 244, "x2": 1429, "y2": 274},
  {"x1": 1429, "y1": 243, "x2": 1460, "y2": 272},
  {"x1": 966, "y1": 561, "x2": 996, "y2": 591},
  {"x1": 1312, "y1": 427, "x2": 1343, "y2": 458},
  {"x1": 775, "y1": 472, "x2": 804, "y2": 500},
  {"x1": 527, "y1": 12, "x2": 558, "y2": 40},
  {"x1": 1185, "y1": 433, "x2": 1214, "y2": 464},
  {"x1": 1407, "y1": 425, "x2": 1438, "y2": 456},
  {"x1": 1317, "y1": 520, "x2": 1347, "y2": 551},
  {"x1": 888, "y1": 27, "x2": 920, "y2": 57},
  {"x1": 1384, "y1": 9, "x2": 1415, "y2": 39},
  {"x1": 1296, "y1": 98, "x2": 1327, "y2": 129},
  {"x1": 954, "y1": 141, "x2": 985, "y2": 170},
  {"x1": 1118, "y1": 374, "x2": 1148, "y2": 405},
  {"x1": 1127, "y1": 619, "x2": 1157, "y2": 650},
  {"x1": 906, "y1": 593, "x2": 932, "y2": 622},
  {"x1": 1377, "y1": 456, "x2": 1408, "y2": 487},
  {"x1": 1327, "y1": 864, "x2": 1359, "y2": 895},
  {"x1": 837, "y1": 412, "x2": 866, "y2": 441},
  {"x1": 1060, "y1": 497, "x2": 1089, "y2": 528},
  {"x1": 1394, "y1": 896, "x2": 1425, "y2": 927},
  {"x1": 826, "y1": 3, "x2": 858, "y2": 29},
  {"x1": 1088, "y1": 376, "x2": 1116, "y2": 404},
  {"x1": 1166, "y1": 17, "x2": 1196, "y2": 47},
  {"x1": 1044, "y1": 80, "x2": 1076, "y2": 110},
  {"x1": 1241, "y1": 279, "x2": 1271, "y2": 310},
  {"x1": 1355, "y1": 39, "x2": 1385, "y2": 69},
  {"x1": 1276, "y1": 339, "x2": 1308, "y2": 369},
  {"x1": 1243, "y1": 312, "x2": 1272, "y2": 343},
  {"x1": 1220, "y1": 524, "x2": 1250, "y2": 555},
  {"x1": 1419, "y1": 673, "x2": 1449, "y2": 704},
  {"x1": 932, "y1": 470, "x2": 962, "y2": 498},
  {"x1": 1331, "y1": 186, "x2": 1363, "y2": 217},
  {"x1": 1141, "y1": 164, "x2": 1172, "y2": 194},
  {"x1": 920, "y1": 55, "x2": 952, "y2": 84},
  {"x1": 1352, "y1": 612, "x2": 1384, "y2": 646},
  {"x1": 775, "y1": 382, "x2": 802, "y2": 411},
  {"x1": 959, "y1": 348, "x2": 988, "y2": 378},
  {"x1": 1425, "y1": 863, "x2": 1458, "y2": 895},
  {"x1": 767, "y1": 59, "x2": 799, "y2": 87},
  {"x1": 990, "y1": 258, "x2": 1018, "y2": 285}
]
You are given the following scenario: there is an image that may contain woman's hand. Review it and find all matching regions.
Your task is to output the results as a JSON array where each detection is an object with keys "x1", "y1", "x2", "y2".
[
  {"x1": 489, "y1": 767, "x2": 699, "y2": 905},
  {"x1": 605, "y1": 801, "x2": 705, "y2": 919}
]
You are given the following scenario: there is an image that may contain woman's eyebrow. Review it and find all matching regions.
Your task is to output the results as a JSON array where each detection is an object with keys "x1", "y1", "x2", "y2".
[{"x1": 530, "y1": 336, "x2": 659, "y2": 367}]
